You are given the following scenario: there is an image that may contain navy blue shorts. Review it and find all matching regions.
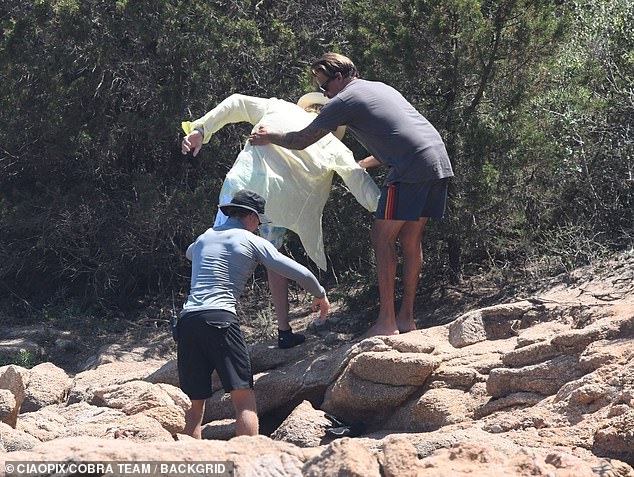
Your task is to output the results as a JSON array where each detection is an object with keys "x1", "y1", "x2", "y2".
[
  {"x1": 375, "y1": 178, "x2": 449, "y2": 221},
  {"x1": 177, "y1": 310, "x2": 252, "y2": 400}
]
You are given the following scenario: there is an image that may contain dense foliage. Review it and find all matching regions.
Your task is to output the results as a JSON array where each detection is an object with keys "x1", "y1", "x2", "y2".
[{"x1": 0, "y1": 0, "x2": 631, "y2": 315}]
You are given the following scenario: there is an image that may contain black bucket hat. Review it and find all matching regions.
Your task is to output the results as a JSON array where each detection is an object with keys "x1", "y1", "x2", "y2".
[{"x1": 219, "y1": 189, "x2": 272, "y2": 224}]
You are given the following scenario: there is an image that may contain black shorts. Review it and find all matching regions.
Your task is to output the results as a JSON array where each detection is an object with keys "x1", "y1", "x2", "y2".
[
  {"x1": 376, "y1": 178, "x2": 449, "y2": 221},
  {"x1": 177, "y1": 310, "x2": 252, "y2": 400}
]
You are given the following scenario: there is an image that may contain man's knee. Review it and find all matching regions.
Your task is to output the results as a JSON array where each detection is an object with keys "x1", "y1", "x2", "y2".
[
  {"x1": 371, "y1": 224, "x2": 399, "y2": 248},
  {"x1": 398, "y1": 233, "x2": 423, "y2": 252},
  {"x1": 398, "y1": 220, "x2": 427, "y2": 247},
  {"x1": 230, "y1": 388, "x2": 259, "y2": 436},
  {"x1": 187, "y1": 399, "x2": 205, "y2": 417}
]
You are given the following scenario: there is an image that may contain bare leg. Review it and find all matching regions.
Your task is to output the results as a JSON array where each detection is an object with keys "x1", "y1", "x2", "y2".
[
  {"x1": 230, "y1": 388, "x2": 259, "y2": 436},
  {"x1": 267, "y1": 269, "x2": 290, "y2": 330},
  {"x1": 184, "y1": 399, "x2": 205, "y2": 439},
  {"x1": 366, "y1": 219, "x2": 407, "y2": 337},
  {"x1": 396, "y1": 218, "x2": 428, "y2": 332}
]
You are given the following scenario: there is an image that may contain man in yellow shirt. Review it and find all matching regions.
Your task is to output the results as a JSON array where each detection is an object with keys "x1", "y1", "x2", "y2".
[{"x1": 181, "y1": 93, "x2": 379, "y2": 348}]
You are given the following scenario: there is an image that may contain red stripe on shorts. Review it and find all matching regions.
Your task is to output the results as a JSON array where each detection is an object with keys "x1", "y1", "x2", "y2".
[{"x1": 385, "y1": 183, "x2": 398, "y2": 220}]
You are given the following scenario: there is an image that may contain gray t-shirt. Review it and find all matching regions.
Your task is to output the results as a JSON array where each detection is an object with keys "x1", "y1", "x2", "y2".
[
  {"x1": 312, "y1": 79, "x2": 454, "y2": 183},
  {"x1": 181, "y1": 218, "x2": 325, "y2": 316}
]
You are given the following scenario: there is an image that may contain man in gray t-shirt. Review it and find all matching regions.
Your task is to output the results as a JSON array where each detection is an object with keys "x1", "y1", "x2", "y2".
[
  {"x1": 250, "y1": 52, "x2": 454, "y2": 338},
  {"x1": 179, "y1": 189, "x2": 329, "y2": 438}
]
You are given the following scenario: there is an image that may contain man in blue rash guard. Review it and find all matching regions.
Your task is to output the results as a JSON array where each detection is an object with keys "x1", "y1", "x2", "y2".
[{"x1": 178, "y1": 189, "x2": 329, "y2": 438}]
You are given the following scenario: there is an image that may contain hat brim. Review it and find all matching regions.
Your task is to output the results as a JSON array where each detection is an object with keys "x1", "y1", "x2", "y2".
[
  {"x1": 218, "y1": 203, "x2": 272, "y2": 224},
  {"x1": 297, "y1": 92, "x2": 329, "y2": 110},
  {"x1": 297, "y1": 93, "x2": 346, "y2": 140}
]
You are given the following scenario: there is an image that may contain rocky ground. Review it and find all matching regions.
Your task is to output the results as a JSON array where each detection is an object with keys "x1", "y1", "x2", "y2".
[{"x1": 1, "y1": 251, "x2": 633, "y2": 476}]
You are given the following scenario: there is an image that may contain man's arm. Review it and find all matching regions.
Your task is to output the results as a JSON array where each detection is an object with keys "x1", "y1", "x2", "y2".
[
  {"x1": 181, "y1": 94, "x2": 269, "y2": 156},
  {"x1": 249, "y1": 123, "x2": 330, "y2": 150},
  {"x1": 252, "y1": 237, "x2": 330, "y2": 319}
]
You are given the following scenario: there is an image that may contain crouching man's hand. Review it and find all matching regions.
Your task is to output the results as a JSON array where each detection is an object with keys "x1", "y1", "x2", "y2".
[{"x1": 311, "y1": 295, "x2": 330, "y2": 321}]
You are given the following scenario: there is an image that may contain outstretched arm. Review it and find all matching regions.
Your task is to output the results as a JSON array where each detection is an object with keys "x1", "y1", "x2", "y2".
[
  {"x1": 249, "y1": 123, "x2": 330, "y2": 150},
  {"x1": 181, "y1": 94, "x2": 269, "y2": 156},
  {"x1": 254, "y1": 238, "x2": 330, "y2": 319}
]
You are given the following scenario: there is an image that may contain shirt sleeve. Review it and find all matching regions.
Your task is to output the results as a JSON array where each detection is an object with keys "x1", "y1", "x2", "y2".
[
  {"x1": 311, "y1": 96, "x2": 352, "y2": 133},
  {"x1": 326, "y1": 143, "x2": 381, "y2": 212},
  {"x1": 181, "y1": 94, "x2": 271, "y2": 143},
  {"x1": 249, "y1": 236, "x2": 326, "y2": 298},
  {"x1": 185, "y1": 242, "x2": 195, "y2": 261}
]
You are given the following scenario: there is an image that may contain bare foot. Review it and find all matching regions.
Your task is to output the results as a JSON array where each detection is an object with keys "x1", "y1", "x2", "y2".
[
  {"x1": 396, "y1": 319, "x2": 416, "y2": 333},
  {"x1": 361, "y1": 324, "x2": 400, "y2": 339}
]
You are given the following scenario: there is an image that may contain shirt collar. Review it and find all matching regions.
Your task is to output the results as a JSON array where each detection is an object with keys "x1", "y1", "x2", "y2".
[{"x1": 213, "y1": 217, "x2": 248, "y2": 231}]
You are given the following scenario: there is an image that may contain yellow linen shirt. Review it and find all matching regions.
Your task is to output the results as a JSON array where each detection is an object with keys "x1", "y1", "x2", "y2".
[{"x1": 182, "y1": 94, "x2": 380, "y2": 270}]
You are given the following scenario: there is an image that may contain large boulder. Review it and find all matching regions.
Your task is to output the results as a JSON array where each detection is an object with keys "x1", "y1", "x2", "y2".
[
  {"x1": 0, "y1": 422, "x2": 40, "y2": 452},
  {"x1": 92, "y1": 380, "x2": 188, "y2": 415},
  {"x1": 448, "y1": 301, "x2": 535, "y2": 348},
  {"x1": 201, "y1": 418, "x2": 235, "y2": 441},
  {"x1": 384, "y1": 384, "x2": 489, "y2": 432},
  {"x1": 15, "y1": 404, "x2": 72, "y2": 441},
  {"x1": 487, "y1": 355, "x2": 584, "y2": 397},
  {"x1": 475, "y1": 392, "x2": 545, "y2": 419},
  {"x1": 16, "y1": 402, "x2": 127, "y2": 441},
  {"x1": 381, "y1": 332, "x2": 437, "y2": 354},
  {"x1": 346, "y1": 350, "x2": 439, "y2": 387},
  {"x1": 0, "y1": 389, "x2": 17, "y2": 427},
  {"x1": 145, "y1": 359, "x2": 179, "y2": 387},
  {"x1": 271, "y1": 400, "x2": 333, "y2": 447},
  {"x1": 90, "y1": 380, "x2": 189, "y2": 435},
  {"x1": 379, "y1": 435, "x2": 427, "y2": 477},
  {"x1": 303, "y1": 437, "x2": 381, "y2": 477},
  {"x1": 321, "y1": 366, "x2": 418, "y2": 424},
  {"x1": 0, "y1": 365, "x2": 29, "y2": 427},
  {"x1": 551, "y1": 313, "x2": 634, "y2": 353},
  {"x1": 68, "y1": 360, "x2": 166, "y2": 404},
  {"x1": 501, "y1": 342, "x2": 560, "y2": 367},
  {"x1": 21, "y1": 362, "x2": 72, "y2": 413},
  {"x1": 16, "y1": 402, "x2": 174, "y2": 443},
  {"x1": 138, "y1": 405, "x2": 185, "y2": 436},
  {"x1": 579, "y1": 338, "x2": 634, "y2": 373},
  {"x1": 427, "y1": 364, "x2": 483, "y2": 389},
  {"x1": 320, "y1": 347, "x2": 439, "y2": 424},
  {"x1": 593, "y1": 408, "x2": 634, "y2": 466}
]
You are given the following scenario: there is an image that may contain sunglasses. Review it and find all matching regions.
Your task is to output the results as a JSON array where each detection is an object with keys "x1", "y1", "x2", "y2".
[{"x1": 318, "y1": 76, "x2": 335, "y2": 93}]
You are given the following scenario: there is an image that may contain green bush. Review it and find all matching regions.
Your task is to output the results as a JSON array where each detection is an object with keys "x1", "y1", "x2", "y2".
[{"x1": 0, "y1": 0, "x2": 631, "y2": 321}]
